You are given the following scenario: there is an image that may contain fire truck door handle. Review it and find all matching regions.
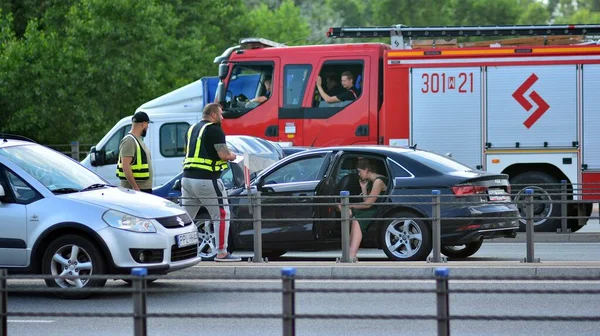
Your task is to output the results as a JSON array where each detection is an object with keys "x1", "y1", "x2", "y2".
[
  {"x1": 265, "y1": 125, "x2": 279, "y2": 137},
  {"x1": 355, "y1": 124, "x2": 369, "y2": 137}
]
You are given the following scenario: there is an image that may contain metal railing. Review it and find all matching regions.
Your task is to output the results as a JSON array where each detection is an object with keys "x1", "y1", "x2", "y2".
[
  {"x1": 45, "y1": 141, "x2": 95, "y2": 161},
  {"x1": 178, "y1": 180, "x2": 600, "y2": 264},
  {"x1": 2, "y1": 268, "x2": 600, "y2": 336}
]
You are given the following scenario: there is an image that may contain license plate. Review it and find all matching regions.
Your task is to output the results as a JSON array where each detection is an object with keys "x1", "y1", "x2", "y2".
[
  {"x1": 176, "y1": 232, "x2": 199, "y2": 248},
  {"x1": 488, "y1": 189, "x2": 510, "y2": 202}
]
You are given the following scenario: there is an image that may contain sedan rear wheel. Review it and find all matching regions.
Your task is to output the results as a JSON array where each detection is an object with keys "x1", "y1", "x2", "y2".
[
  {"x1": 441, "y1": 240, "x2": 483, "y2": 259},
  {"x1": 381, "y1": 211, "x2": 431, "y2": 261},
  {"x1": 42, "y1": 234, "x2": 106, "y2": 299}
]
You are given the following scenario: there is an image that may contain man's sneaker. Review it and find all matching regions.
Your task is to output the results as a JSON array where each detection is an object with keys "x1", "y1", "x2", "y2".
[{"x1": 215, "y1": 253, "x2": 242, "y2": 262}]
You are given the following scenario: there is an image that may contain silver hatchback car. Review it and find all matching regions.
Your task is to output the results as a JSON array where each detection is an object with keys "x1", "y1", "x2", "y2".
[{"x1": 0, "y1": 135, "x2": 201, "y2": 298}]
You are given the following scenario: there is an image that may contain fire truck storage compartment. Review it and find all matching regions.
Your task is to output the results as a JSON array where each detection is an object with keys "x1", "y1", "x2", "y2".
[
  {"x1": 410, "y1": 67, "x2": 482, "y2": 169},
  {"x1": 486, "y1": 65, "x2": 577, "y2": 149},
  {"x1": 583, "y1": 64, "x2": 600, "y2": 170}
]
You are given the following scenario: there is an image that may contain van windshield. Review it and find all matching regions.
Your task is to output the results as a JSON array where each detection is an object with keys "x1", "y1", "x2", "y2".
[{"x1": 0, "y1": 144, "x2": 107, "y2": 193}]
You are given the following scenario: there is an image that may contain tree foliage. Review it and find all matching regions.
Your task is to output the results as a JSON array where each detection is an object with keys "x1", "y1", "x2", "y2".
[{"x1": 1, "y1": 0, "x2": 599, "y2": 145}]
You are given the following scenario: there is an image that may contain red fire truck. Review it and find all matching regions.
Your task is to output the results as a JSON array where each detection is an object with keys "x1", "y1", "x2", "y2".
[{"x1": 213, "y1": 24, "x2": 600, "y2": 232}]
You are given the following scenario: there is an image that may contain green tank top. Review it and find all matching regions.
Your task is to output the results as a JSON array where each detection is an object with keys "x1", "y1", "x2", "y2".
[{"x1": 365, "y1": 176, "x2": 389, "y2": 205}]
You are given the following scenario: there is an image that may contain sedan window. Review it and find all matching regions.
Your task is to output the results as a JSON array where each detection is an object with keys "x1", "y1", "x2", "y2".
[{"x1": 264, "y1": 156, "x2": 325, "y2": 184}]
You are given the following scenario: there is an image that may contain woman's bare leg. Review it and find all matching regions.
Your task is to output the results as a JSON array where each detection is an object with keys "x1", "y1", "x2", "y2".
[{"x1": 349, "y1": 220, "x2": 363, "y2": 259}]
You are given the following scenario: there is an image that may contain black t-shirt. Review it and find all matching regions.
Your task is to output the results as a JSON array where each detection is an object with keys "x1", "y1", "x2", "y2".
[
  {"x1": 326, "y1": 85, "x2": 346, "y2": 97},
  {"x1": 183, "y1": 122, "x2": 227, "y2": 180},
  {"x1": 335, "y1": 86, "x2": 359, "y2": 102}
]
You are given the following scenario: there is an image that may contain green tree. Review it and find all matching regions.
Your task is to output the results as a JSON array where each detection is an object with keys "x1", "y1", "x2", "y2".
[
  {"x1": 246, "y1": 0, "x2": 311, "y2": 45},
  {"x1": 517, "y1": 1, "x2": 552, "y2": 24}
]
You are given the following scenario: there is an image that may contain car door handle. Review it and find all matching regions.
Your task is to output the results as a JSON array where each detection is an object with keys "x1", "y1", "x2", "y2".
[{"x1": 294, "y1": 193, "x2": 309, "y2": 202}]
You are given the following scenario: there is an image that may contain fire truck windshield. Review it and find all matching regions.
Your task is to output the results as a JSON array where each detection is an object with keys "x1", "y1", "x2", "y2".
[{"x1": 220, "y1": 63, "x2": 274, "y2": 114}]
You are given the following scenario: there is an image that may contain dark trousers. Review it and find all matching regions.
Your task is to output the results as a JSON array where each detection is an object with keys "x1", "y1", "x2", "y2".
[{"x1": 140, "y1": 189, "x2": 153, "y2": 194}]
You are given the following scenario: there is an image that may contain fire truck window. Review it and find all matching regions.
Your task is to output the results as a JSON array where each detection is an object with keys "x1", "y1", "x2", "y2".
[
  {"x1": 283, "y1": 64, "x2": 312, "y2": 108},
  {"x1": 225, "y1": 63, "x2": 274, "y2": 109},
  {"x1": 314, "y1": 61, "x2": 364, "y2": 108}
]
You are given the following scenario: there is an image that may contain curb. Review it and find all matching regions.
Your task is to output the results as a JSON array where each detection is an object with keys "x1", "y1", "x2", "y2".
[
  {"x1": 172, "y1": 261, "x2": 600, "y2": 279},
  {"x1": 486, "y1": 232, "x2": 600, "y2": 243}
]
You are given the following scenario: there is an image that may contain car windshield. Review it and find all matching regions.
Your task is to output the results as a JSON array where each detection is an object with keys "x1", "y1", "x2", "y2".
[
  {"x1": 0, "y1": 144, "x2": 107, "y2": 193},
  {"x1": 404, "y1": 150, "x2": 474, "y2": 173}
]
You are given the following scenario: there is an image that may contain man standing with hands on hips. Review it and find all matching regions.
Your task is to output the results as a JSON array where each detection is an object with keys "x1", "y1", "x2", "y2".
[
  {"x1": 181, "y1": 103, "x2": 241, "y2": 262},
  {"x1": 116, "y1": 111, "x2": 153, "y2": 193}
]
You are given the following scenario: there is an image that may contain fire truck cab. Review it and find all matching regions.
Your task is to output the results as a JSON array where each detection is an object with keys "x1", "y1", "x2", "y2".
[{"x1": 214, "y1": 24, "x2": 600, "y2": 233}]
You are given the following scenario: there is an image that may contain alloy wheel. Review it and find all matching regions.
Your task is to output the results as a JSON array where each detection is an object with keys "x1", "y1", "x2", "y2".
[
  {"x1": 196, "y1": 219, "x2": 217, "y2": 259},
  {"x1": 384, "y1": 219, "x2": 424, "y2": 259},
  {"x1": 49, "y1": 244, "x2": 93, "y2": 289}
]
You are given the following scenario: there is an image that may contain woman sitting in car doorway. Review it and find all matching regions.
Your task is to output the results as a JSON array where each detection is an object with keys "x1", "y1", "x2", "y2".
[{"x1": 338, "y1": 158, "x2": 388, "y2": 261}]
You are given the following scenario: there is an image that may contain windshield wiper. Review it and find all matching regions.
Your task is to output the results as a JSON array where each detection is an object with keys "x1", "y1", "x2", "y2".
[
  {"x1": 51, "y1": 187, "x2": 81, "y2": 194},
  {"x1": 81, "y1": 183, "x2": 113, "y2": 192}
]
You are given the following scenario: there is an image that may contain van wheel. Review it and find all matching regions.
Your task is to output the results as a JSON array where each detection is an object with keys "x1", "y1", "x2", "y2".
[
  {"x1": 42, "y1": 234, "x2": 107, "y2": 299},
  {"x1": 195, "y1": 211, "x2": 233, "y2": 261},
  {"x1": 441, "y1": 240, "x2": 483, "y2": 259},
  {"x1": 381, "y1": 211, "x2": 431, "y2": 261}
]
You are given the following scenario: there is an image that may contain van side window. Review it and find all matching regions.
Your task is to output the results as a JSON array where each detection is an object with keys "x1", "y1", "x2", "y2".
[
  {"x1": 284, "y1": 64, "x2": 312, "y2": 108},
  {"x1": 160, "y1": 123, "x2": 190, "y2": 157},
  {"x1": 104, "y1": 125, "x2": 132, "y2": 165}
]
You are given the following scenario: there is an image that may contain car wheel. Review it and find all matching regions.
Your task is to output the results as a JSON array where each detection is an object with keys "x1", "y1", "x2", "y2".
[
  {"x1": 42, "y1": 234, "x2": 107, "y2": 299},
  {"x1": 195, "y1": 211, "x2": 233, "y2": 261},
  {"x1": 510, "y1": 171, "x2": 560, "y2": 232},
  {"x1": 381, "y1": 211, "x2": 431, "y2": 261},
  {"x1": 121, "y1": 278, "x2": 158, "y2": 285},
  {"x1": 441, "y1": 240, "x2": 483, "y2": 259},
  {"x1": 263, "y1": 250, "x2": 287, "y2": 260}
]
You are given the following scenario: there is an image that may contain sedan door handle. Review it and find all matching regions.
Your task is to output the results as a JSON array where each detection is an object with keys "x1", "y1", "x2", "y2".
[{"x1": 294, "y1": 193, "x2": 309, "y2": 202}]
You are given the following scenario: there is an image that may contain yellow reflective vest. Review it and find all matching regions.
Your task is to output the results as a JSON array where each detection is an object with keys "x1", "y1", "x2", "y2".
[
  {"x1": 116, "y1": 134, "x2": 150, "y2": 180},
  {"x1": 183, "y1": 122, "x2": 228, "y2": 172}
]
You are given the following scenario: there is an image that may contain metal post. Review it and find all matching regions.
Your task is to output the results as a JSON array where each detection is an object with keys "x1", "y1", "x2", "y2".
[
  {"x1": 524, "y1": 188, "x2": 539, "y2": 263},
  {"x1": 281, "y1": 267, "x2": 296, "y2": 336},
  {"x1": 560, "y1": 180, "x2": 570, "y2": 233},
  {"x1": 132, "y1": 268, "x2": 148, "y2": 336},
  {"x1": 429, "y1": 190, "x2": 442, "y2": 263},
  {"x1": 70, "y1": 141, "x2": 79, "y2": 160},
  {"x1": 0, "y1": 269, "x2": 7, "y2": 336},
  {"x1": 253, "y1": 191, "x2": 263, "y2": 263},
  {"x1": 435, "y1": 267, "x2": 450, "y2": 336},
  {"x1": 340, "y1": 191, "x2": 352, "y2": 263}
]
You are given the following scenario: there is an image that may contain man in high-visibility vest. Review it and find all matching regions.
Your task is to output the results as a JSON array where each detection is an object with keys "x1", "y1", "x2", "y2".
[
  {"x1": 181, "y1": 103, "x2": 240, "y2": 262},
  {"x1": 116, "y1": 111, "x2": 152, "y2": 193}
]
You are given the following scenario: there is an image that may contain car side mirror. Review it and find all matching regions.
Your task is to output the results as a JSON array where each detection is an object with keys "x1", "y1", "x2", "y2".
[
  {"x1": 173, "y1": 179, "x2": 181, "y2": 191},
  {"x1": 90, "y1": 146, "x2": 105, "y2": 167},
  {"x1": 255, "y1": 177, "x2": 265, "y2": 191},
  {"x1": 216, "y1": 81, "x2": 227, "y2": 106},
  {"x1": 218, "y1": 63, "x2": 229, "y2": 80}
]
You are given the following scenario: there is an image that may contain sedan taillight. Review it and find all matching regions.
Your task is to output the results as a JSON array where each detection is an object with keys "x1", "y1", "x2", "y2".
[{"x1": 452, "y1": 185, "x2": 488, "y2": 196}]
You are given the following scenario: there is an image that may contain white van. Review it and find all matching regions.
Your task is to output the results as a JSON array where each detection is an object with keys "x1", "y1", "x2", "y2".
[
  {"x1": 81, "y1": 76, "x2": 220, "y2": 186},
  {"x1": 81, "y1": 111, "x2": 201, "y2": 187}
]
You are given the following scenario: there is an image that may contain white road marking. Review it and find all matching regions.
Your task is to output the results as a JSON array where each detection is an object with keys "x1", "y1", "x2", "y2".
[{"x1": 8, "y1": 320, "x2": 54, "y2": 323}]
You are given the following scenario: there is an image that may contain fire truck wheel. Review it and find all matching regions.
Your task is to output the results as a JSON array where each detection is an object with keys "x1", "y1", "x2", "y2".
[{"x1": 510, "y1": 171, "x2": 560, "y2": 232}]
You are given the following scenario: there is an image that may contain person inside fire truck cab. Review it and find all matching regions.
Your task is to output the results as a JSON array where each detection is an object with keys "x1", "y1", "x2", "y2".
[
  {"x1": 325, "y1": 73, "x2": 345, "y2": 97},
  {"x1": 317, "y1": 71, "x2": 359, "y2": 104},
  {"x1": 246, "y1": 76, "x2": 272, "y2": 107}
]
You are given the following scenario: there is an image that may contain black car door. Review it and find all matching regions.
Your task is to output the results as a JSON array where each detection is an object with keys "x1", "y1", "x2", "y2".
[{"x1": 251, "y1": 152, "x2": 331, "y2": 243}]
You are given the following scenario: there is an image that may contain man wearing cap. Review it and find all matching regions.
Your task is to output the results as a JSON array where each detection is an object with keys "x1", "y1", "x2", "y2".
[{"x1": 116, "y1": 111, "x2": 153, "y2": 193}]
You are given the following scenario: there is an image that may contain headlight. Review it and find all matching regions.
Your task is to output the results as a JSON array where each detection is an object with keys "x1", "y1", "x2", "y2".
[{"x1": 102, "y1": 210, "x2": 157, "y2": 233}]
